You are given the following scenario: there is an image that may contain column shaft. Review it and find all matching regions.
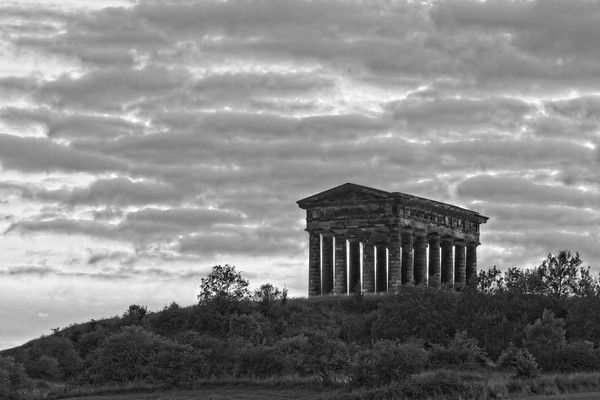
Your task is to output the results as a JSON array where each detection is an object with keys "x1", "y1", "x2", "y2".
[
  {"x1": 376, "y1": 244, "x2": 387, "y2": 292},
  {"x1": 362, "y1": 242, "x2": 375, "y2": 293},
  {"x1": 308, "y1": 232, "x2": 321, "y2": 297},
  {"x1": 414, "y1": 233, "x2": 427, "y2": 285},
  {"x1": 322, "y1": 236, "x2": 334, "y2": 295},
  {"x1": 441, "y1": 238, "x2": 454, "y2": 284},
  {"x1": 348, "y1": 241, "x2": 361, "y2": 293},
  {"x1": 334, "y1": 236, "x2": 347, "y2": 295},
  {"x1": 401, "y1": 228, "x2": 414, "y2": 284},
  {"x1": 428, "y1": 233, "x2": 441, "y2": 287},
  {"x1": 454, "y1": 242, "x2": 466, "y2": 285},
  {"x1": 466, "y1": 243, "x2": 478, "y2": 285},
  {"x1": 388, "y1": 227, "x2": 401, "y2": 289}
]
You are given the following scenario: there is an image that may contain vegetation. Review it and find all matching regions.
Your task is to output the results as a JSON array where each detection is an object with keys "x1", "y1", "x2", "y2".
[{"x1": 1, "y1": 252, "x2": 600, "y2": 400}]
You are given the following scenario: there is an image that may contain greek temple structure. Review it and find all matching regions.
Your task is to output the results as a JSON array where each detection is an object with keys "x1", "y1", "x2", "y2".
[{"x1": 297, "y1": 183, "x2": 489, "y2": 296}]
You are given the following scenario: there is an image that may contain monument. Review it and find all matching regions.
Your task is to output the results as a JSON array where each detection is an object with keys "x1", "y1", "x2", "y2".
[{"x1": 297, "y1": 183, "x2": 488, "y2": 296}]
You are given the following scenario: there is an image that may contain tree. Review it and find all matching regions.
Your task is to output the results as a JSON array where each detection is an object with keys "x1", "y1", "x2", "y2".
[
  {"x1": 504, "y1": 267, "x2": 545, "y2": 295},
  {"x1": 122, "y1": 304, "x2": 148, "y2": 325},
  {"x1": 476, "y1": 266, "x2": 504, "y2": 294},
  {"x1": 253, "y1": 283, "x2": 282, "y2": 314},
  {"x1": 538, "y1": 250, "x2": 582, "y2": 297},
  {"x1": 197, "y1": 264, "x2": 250, "y2": 306}
]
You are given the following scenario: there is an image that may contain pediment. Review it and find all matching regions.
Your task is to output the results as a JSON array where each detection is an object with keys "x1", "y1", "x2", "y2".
[{"x1": 297, "y1": 183, "x2": 389, "y2": 208}]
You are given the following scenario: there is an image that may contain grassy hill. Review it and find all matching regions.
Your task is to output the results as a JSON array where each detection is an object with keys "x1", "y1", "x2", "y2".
[{"x1": 2, "y1": 262, "x2": 600, "y2": 399}]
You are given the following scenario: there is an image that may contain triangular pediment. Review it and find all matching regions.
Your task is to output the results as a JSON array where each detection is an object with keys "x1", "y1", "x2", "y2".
[{"x1": 297, "y1": 183, "x2": 389, "y2": 208}]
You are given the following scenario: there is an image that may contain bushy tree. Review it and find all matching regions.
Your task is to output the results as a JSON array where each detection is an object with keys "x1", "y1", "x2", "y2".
[
  {"x1": 198, "y1": 264, "x2": 250, "y2": 307},
  {"x1": 85, "y1": 326, "x2": 205, "y2": 384},
  {"x1": 24, "y1": 335, "x2": 82, "y2": 379}
]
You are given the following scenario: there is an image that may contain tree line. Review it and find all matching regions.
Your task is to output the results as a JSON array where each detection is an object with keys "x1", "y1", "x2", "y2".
[{"x1": 1, "y1": 250, "x2": 599, "y2": 399}]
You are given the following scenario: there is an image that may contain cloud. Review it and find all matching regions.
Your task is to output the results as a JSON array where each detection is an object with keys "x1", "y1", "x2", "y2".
[
  {"x1": 7, "y1": 218, "x2": 115, "y2": 239},
  {"x1": 456, "y1": 174, "x2": 599, "y2": 207},
  {"x1": 51, "y1": 177, "x2": 183, "y2": 206},
  {"x1": 179, "y1": 224, "x2": 303, "y2": 257},
  {"x1": 0, "y1": 107, "x2": 145, "y2": 140},
  {"x1": 389, "y1": 96, "x2": 533, "y2": 133},
  {"x1": 39, "y1": 66, "x2": 189, "y2": 111},
  {"x1": 0, "y1": 134, "x2": 126, "y2": 173}
]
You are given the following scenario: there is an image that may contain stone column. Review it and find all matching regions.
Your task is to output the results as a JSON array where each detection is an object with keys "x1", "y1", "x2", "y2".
[
  {"x1": 388, "y1": 226, "x2": 401, "y2": 289},
  {"x1": 334, "y1": 235, "x2": 347, "y2": 295},
  {"x1": 349, "y1": 240, "x2": 361, "y2": 293},
  {"x1": 362, "y1": 241, "x2": 375, "y2": 293},
  {"x1": 401, "y1": 228, "x2": 414, "y2": 285},
  {"x1": 376, "y1": 244, "x2": 387, "y2": 292},
  {"x1": 440, "y1": 237, "x2": 454, "y2": 284},
  {"x1": 308, "y1": 232, "x2": 321, "y2": 297},
  {"x1": 428, "y1": 233, "x2": 441, "y2": 287},
  {"x1": 454, "y1": 241, "x2": 466, "y2": 285},
  {"x1": 321, "y1": 235, "x2": 334, "y2": 295},
  {"x1": 466, "y1": 242, "x2": 478, "y2": 285},
  {"x1": 414, "y1": 231, "x2": 428, "y2": 285}
]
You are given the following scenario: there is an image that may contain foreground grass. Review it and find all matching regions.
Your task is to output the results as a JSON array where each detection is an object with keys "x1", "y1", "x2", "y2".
[
  {"x1": 58, "y1": 387, "x2": 334, "y2": 400},
  {"x1": 37, "y1": 371, "x2": 600, "y2": 400},
  {"x1": 331, "y1": 370, "x2": 600, "y2": 400}
]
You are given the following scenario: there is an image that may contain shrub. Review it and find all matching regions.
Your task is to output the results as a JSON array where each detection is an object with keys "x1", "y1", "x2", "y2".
[
  {"x1": 349, "y1": 339, "x2": 428, "y2": 387},
  {"x1": 428, "y1": 331, "x2": 489, "y2": 369},
  {"x1": 497, "y1": 343, "x2": 539, "y2": 378},
  {"x1": 535, "y1": 341, "x2": 600, "y2": 372},
  {"x1": 524, "y1": 309, "x2": 566, "y2": 358},
  {"x1": 0, "y1": 356, "x2": 31, "y2": 398}
]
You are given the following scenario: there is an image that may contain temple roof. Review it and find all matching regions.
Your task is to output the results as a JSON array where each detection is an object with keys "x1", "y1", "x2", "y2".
[{"x1": 297, "y1": 182, "x2": 489, "y2": 222}]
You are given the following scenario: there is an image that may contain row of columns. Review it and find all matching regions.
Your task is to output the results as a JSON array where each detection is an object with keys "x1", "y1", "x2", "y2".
[{"x1": 308, "y1": 230, "x2": 478, "y2": 296}]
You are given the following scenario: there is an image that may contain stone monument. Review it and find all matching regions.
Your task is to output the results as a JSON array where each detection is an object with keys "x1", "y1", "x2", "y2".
[{"x1": 297, "y1": 183, "x2": 489, "y2": 296}]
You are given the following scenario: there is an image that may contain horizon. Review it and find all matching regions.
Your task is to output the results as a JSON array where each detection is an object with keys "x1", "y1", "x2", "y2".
[{"x1": 1, "y1": 0, "x2": 599, "y2": 350}]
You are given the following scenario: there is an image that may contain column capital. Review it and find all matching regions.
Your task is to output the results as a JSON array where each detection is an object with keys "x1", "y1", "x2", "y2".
[
  {"x1": 454, "y1": 238, "x2": 466, "y2": 247},
  {"x1": 440, "y1": 236, "x2": 454, "y2": 245},
  {"x1": 427, "y1": 232, "x2": 440, "y2": 240},
  {"x1": 466, "y1": 241, "x2": 480, "y2": 248},
  {"x1": 414, "y1": 229, "x2": 427, "y2": 238},
  {"x1": 401, "y1": 226, "x2": 414, "y2": 234}
]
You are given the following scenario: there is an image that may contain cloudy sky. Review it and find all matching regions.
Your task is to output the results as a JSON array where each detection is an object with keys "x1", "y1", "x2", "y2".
[{"x1": 1, "y1": 0, "x2": 599, "y2": 349}]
